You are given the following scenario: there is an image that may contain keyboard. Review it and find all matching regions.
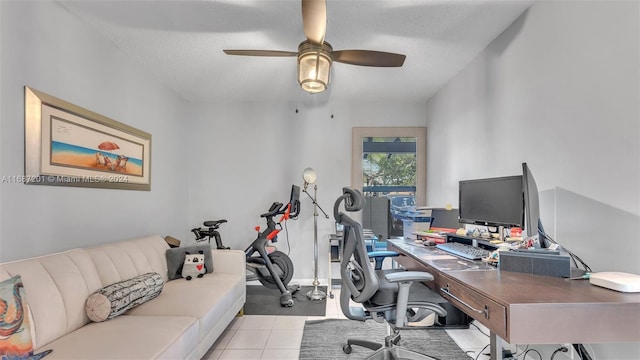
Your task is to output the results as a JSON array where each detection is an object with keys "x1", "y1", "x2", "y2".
[{"x1": 436, "y1": 242, "x2": 491, "y2": 260}]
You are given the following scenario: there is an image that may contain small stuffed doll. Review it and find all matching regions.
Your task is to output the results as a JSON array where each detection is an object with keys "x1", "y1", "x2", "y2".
[{"x1": 181, "y1": 251, "x2": 206, "y2": 280}]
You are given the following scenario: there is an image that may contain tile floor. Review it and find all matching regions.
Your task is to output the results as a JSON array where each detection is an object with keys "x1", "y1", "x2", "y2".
[{"x1": 202, "y1": 287, "x2": 491, "y2": 360}]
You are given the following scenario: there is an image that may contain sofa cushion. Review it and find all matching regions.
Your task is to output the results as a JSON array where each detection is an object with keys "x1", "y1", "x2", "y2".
[
  {"x1": 86, "y1": 272, "x2": 164, "y2": 322},
  {"x1": 0, "y1": 275, "x2": 36, "y2": 358},
  {"x1": 166, "y1": 244, "x2": 214, "y2": 280},
  {"x1": 0, "y1": 275, "x2": 53, "y2": 359},
  {"x1": 127, "y1": 272, "x2": 244, "y2": 341},
  {"x1": 85, "y1": 236, "x2": 170, "y2": 286},
  {"x1": 35, "y1": 315, "x2": 198, "y2": 360}
]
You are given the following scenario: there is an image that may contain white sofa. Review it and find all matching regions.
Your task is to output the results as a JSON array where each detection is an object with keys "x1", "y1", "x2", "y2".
[{"x1": 0, "y1": 235, "x2": 246, "y2": 359}]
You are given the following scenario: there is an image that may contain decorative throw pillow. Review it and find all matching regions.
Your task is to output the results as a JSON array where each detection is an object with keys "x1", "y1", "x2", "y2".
[
  {"x1": 85, "y1": 272, "x2": 164, "y2": 322},
  {"x1": 0, "y1": 275, "x2": 52, "y2": 359},
  {"x1": 181, "y1": 252, "x2": 207, "y2": 280},
  {"x1": 166, "y1": 244, "x2": 214, "y2": 280}
]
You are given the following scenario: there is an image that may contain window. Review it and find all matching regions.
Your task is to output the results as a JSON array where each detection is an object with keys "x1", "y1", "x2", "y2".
[{"x1": 352, "y1": 127, "x2": 427, "y2": 236}]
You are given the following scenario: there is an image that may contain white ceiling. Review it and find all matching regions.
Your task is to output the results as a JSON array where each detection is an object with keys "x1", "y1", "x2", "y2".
[{"x1": 59, "y1": 0, "x2": 533, "y2": 104}]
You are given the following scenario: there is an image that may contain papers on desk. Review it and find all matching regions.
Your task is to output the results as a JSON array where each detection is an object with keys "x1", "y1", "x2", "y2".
[
  {"x1": 433, "y1": 259, "x2": 482, "y2": 270},
  {"x1": 419, "y1": 254, "x2": 457, "y2": 261}
]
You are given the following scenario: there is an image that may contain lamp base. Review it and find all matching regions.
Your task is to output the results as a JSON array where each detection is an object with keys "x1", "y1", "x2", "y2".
[{"x1": 306, "y1": 286, "x2": 326, "y2": 301}]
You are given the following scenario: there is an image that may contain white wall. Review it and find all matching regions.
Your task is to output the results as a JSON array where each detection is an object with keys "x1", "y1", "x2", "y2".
[
  {"x1": 0, "y1": 1, "x2": 191, "y2": 261},
  {"x1": 187, "y1": 100, "x2": 428, "y2": 282},
  {"x1": 424, "y1": 1, "x2": 639, "y2": 358}
]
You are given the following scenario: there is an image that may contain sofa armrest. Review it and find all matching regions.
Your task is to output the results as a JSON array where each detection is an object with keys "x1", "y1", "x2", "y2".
[{"x1": 211, "y1": 249, "x2": 246, "y2": 275}]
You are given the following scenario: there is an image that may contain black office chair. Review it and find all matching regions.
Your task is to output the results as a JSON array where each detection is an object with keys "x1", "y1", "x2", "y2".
[{"x1": 334, "y1": 187, "x2": 447, "y2": 360}]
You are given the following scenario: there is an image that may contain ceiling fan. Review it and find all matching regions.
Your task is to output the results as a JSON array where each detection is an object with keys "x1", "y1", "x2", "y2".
[{"x1": 223, "y1": 0, "x2": 406, "y2": 94}]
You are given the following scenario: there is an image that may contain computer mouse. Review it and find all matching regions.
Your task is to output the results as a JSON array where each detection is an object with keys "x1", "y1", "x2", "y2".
[{"x1": 423, "y1": 241, "x2": 436, "y2": 247}]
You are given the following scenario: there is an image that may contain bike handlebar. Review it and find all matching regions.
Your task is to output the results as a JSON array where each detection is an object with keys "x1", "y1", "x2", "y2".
[
  {"x1": 260, "y1": 202, "x2": 284, "y2": 218},
  {"x1": 260, "y1": 200, "x2": 300, "y2": 220},
  {"x1": 254, "y1": 185, "x2": 301, "y2": 243}
]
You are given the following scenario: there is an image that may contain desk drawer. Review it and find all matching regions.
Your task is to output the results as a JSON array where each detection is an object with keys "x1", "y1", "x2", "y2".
[{"x1": 439, "y1": 274, "x2": 507, "y2": 340}]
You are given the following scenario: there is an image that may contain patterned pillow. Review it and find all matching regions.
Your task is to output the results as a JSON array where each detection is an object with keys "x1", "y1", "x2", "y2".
[
  {"x1": 166, "y1": 244, "x2": 214, "y2": 280},
  {"x1": 0, "y1": 275, "x2": 52, "y2": 359},
  {"x1": 85, "y1": 272, "x2": 164, "y2": 322}
]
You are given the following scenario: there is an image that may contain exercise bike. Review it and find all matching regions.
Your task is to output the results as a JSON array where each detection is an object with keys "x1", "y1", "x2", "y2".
[
  {"x1": 246, "y1": 185, "x2": 301, "y2": 306},
  {"x1": 192, "y1": 185, "x2": 301, "y2": 307}
]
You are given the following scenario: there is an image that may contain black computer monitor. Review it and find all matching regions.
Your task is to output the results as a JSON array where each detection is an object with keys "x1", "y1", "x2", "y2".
[
  {"x1": 522, "y1": 163, "x2": 546, "y2": 247},
  {"x1": 430, "y1": 208, "x2": 461, "y2": 229},
  {"x1": 458, "y1": 175, "x2": 524, "y2": 229}
]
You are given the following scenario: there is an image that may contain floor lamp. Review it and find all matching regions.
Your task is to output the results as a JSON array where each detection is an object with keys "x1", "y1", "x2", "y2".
[{"x1": 302, "y1": 168, "x2": 329, "y2": 301}]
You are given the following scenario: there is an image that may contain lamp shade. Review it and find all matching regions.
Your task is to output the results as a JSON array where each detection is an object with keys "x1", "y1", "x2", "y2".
[
  {"x1": 297, "y1": 41, "x2": 332, "y2": 94},
  {"x1": 302, "y1": 167, "x2": 317, "y2": 184}
]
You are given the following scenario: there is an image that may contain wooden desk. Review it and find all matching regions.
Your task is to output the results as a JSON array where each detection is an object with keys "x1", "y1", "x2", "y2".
[{"x1": 388, "y1": 239, "x2": 640, "y2": 358}]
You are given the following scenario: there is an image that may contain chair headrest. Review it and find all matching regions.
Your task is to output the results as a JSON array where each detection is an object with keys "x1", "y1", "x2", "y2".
[
  {"x1": 333, "y1": 187, "x2": 365, "y2": 222},
  {"x1": 342, "y1": 187, "x2": 365, "y2": 212}
]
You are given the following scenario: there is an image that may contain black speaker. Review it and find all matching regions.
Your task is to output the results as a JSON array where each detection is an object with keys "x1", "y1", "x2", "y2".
[{"x1": 499, "y1": 251, "x2": 571, "y2": 278}]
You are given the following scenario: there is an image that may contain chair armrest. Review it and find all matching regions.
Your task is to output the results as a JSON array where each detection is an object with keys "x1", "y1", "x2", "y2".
[
  {"x1": 386, "y1": 270, "x2": 439, "y2": 327},
  {"x1": 384, "y1": 270, "x2": 434, "y2": 283},
  {"x1": 368, "y1": 250, "x2": 399, "y2": 259},
  {"x1": 368, "y1": 250, "x2": 399, "y2": 270}
]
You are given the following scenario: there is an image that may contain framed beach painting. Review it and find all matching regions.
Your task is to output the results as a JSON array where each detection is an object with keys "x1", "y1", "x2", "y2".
[{"x1": 24, "y1": 87, "x2": 151, "y2": 190}]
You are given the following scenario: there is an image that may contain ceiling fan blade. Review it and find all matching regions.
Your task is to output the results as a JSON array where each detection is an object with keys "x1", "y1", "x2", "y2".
[
  {"x1": 223, "y1": 50, "x2": 297, "y2": 57},
  {"x1": 302, "y1": 0, "x2": 326, "y2": 45},
  {"x1": 332, "y1": 50, "x2": 406, "y2": 67}
]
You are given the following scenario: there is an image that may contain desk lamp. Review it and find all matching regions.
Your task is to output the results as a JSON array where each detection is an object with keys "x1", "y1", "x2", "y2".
[{"x1": 302, "y1": 167, "x2": 330, "y2": 300}]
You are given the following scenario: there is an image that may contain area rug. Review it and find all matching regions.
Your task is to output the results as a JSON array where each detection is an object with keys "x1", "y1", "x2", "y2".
[
  {"x1": 243, "y1": 285, "x2": 326, "y2": 316},
  {"x1": 299, "y1": 318, "x2": 469, "y2": 360}
]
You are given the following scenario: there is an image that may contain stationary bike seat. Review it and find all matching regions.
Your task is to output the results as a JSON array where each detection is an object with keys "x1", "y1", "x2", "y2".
[{"x1": 203, "y1": 219, "x2": 227, "y2": 227}]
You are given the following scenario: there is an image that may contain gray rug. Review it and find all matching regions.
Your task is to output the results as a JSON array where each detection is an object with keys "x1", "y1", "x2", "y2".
[
  {"x1": 300, "y1": 319, "x2": 469, "y2": 360},
  {"x1": 244, "y1": 285, "x2": 326, "y2": 316}
]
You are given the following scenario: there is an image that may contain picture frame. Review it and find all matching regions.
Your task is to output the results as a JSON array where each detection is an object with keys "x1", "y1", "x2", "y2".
[{"x1": 24, "y1": 87, "x2": 151, "y2": 190}]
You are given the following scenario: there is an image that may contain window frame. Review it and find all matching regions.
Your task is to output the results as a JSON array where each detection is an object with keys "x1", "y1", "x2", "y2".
[{"x1": 351, "y1": 127, "x2": 427, "y2": 206}]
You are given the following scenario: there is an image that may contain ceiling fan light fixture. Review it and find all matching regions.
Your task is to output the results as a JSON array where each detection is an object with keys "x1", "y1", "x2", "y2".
[
  {"x1": 224, "y1": 1, "x2": 406, "y2": 92},
  {"x1": 298, "y1": 41, "x2": 332, "y2": 94}
]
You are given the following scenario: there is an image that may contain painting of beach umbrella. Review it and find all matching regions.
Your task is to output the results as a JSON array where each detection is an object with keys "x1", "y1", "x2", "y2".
[
  {"x1": 47, "y1": 115, "x2": 146, "y2": 181},
  {"x1": 98, "y1": 141, "x2": 119, "y2": 151},
  {"x1": 96, "y1": 141, "x2": 121, "y2": 170}
]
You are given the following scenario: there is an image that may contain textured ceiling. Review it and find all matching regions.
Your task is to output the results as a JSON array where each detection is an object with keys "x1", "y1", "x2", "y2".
[{"x1": 59, "y1": 0, "x2": 533, "y2": 104}]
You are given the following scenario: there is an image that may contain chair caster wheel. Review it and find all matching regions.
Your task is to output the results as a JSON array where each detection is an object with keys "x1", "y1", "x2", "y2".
[{"x1": 343, "y1": 344, "x2": 352, "y2": 354}]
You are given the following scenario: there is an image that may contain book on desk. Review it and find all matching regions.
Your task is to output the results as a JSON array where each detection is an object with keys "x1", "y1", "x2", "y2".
[{"x1": 414, "y1": 231, "x2": 446, "y2": 243}]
